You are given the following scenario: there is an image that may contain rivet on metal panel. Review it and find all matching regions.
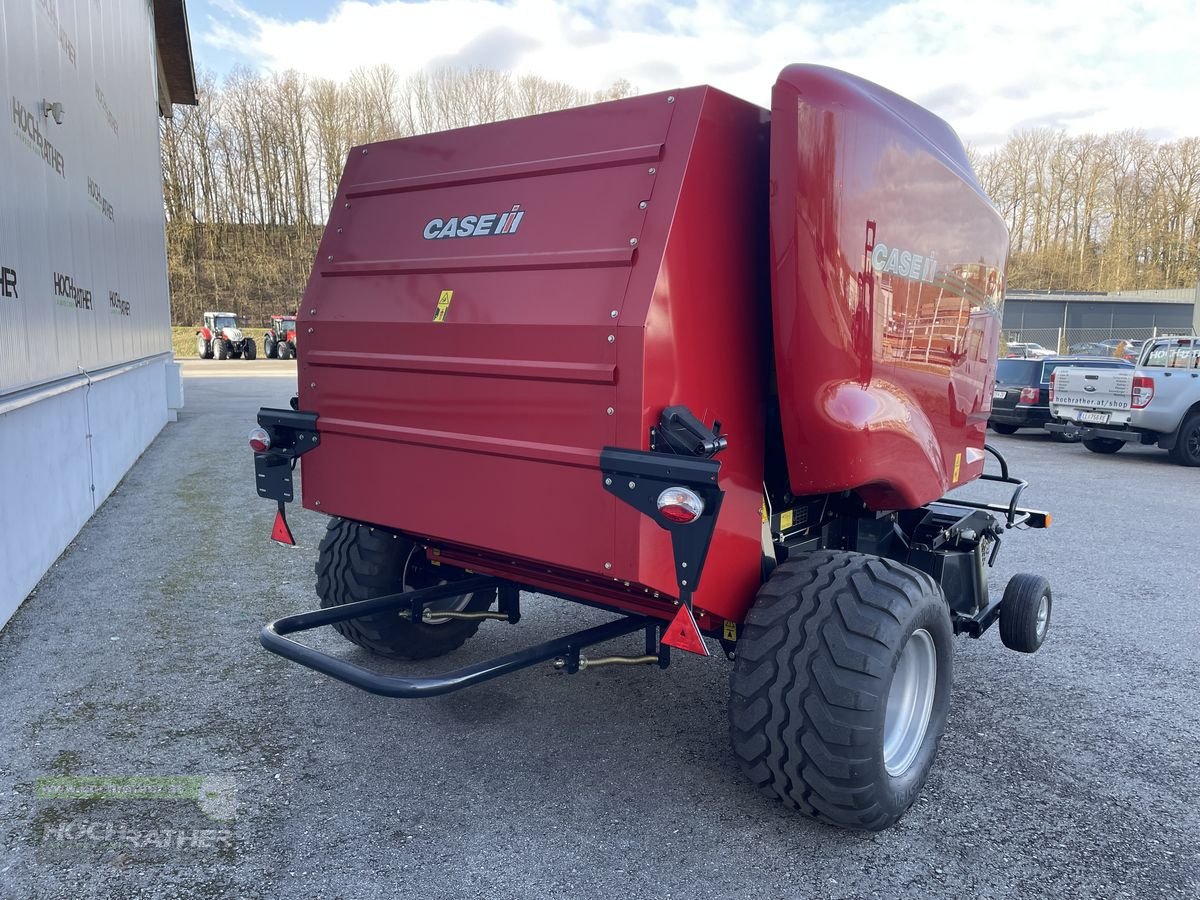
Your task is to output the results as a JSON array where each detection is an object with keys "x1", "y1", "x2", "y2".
[
  {"x1": 361, "y1": 148, "x2": 368, "y2": 155},
  {"x1": 629, "y1": 237, "x2": 638, "y2": 247},
  {"x1": 308, "y1": 328, "x2": 314, "y2": 334},
  {"x1": 681, "y1": 562, "x2": 687, "y2": 568},
  {"x1": 623, "y1": 581, "x2": 630, "y2": 587},
  {"x1": 648, "y1": 167, "x2": 656, "y2": 175},
  {"x1": 314, "y1": 501, "x2": 321, "y2": 507},
  {"x1": 607, "y1": 334, "x2": 615, "y2": 343},
  {"x1": 604, "y1": 562, "x2": 613, "y2": 570},
  {"x1": 628, "y1": 481, "x2": 636, "y2": 489},
  {"x1": 336, "y1": 227, "x2": 343, "y2": 233},
  {"x1": 654, "y1": 592, "x2": 660, "y2": 599},
  {"x1": 309, "y1": 382, "x2": 316, "y2": 389},
  {"x1": 327, "y1": 255, "x2": 333, "y2": 261},
  {"x1": 667, "y1": 96, "x2": 675, "y2": 104},
  {"x1": 344, "y1": 202, "x2": 350, "y2": 208},
  {"x1": 606, "y1": 407, "x2": 614, "y2": 416},
  {"x1": 681, "y1": 579, "x2": 688, "y2": 587},
  {"x1": 604, "y1": 477, "x2": 612, "y2": 486},
  {"x1": 610, "y1": 310, "x2": 618, "y2": 318},
  {"x1": 309, "y1": 308, "x2": 316, "y2": 314},
  {"x1": 639, "y1": 201, "x2": 647, "y2": 209}
]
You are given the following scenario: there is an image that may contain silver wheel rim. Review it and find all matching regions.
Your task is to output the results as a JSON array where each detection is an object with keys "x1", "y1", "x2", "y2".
[
  {"x1": 883, "y1": 628, "x2": 937, "y2": 778},
  {"x1": 1035, "y1": 594, "x2": 1050, "y2": 640},
  {"x1": 401, "y1": 547, "x2": 473, "y2": 626}
]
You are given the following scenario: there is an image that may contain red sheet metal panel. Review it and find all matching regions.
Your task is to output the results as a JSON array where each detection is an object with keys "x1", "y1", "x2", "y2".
[
  {"x1": 297, "y1": 88, "x2": 769, "y2": 622},
  {"x1": 769, "y1": 65, "x2": 1008, "y2": 510}
]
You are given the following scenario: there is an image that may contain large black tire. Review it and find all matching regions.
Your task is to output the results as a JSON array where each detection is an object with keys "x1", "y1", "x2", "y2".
[
  {"x1": 729, "y1": 550, "x2": 953, "y2": 832},
  {"x1": 277, "y1": 342, "x2": 291, "y2": 361},
  {"x1": 315, "y1": 518, "x2": 491, "y2": 660},
  {"x1": 1083, "y1": 437, "x2": 1122, "y2": 454},
  {"x1": 243, "y1": 340, "x2": 256, "y2": 360},
  {"x1": 196, "y1": 336, "x2": 209, "y2": 359},
  {"x1": 999, "y1": 574, "x2": 1051, "y2": 653},
  {"x1": 214, "y1": 339, "x2": 229, "y2": 360},
  {"x1": 1168, "y1": 411, "x2": 1200, "y2": 466},
  {"x1": 263, "y1": 336, "x2": 276, "y2": 359},
  {"x1": 990, "y1": 422, "x2": 1019, "y2": 435}
]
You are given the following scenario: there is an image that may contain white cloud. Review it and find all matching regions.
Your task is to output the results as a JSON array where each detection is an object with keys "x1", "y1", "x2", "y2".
[{"x1": 199, "y1": 0, "x2": 1200, "y2": 148}]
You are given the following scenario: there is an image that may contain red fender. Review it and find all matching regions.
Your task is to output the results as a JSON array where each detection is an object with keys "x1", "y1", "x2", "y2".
[{"x1": 198, "y1": 326, "x2": 212, "y2": 341}]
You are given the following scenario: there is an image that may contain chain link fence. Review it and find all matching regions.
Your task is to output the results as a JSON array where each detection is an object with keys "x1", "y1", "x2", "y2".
[{"x1": 1001, "y1": 326, "x2": 1196, "y2": 357}]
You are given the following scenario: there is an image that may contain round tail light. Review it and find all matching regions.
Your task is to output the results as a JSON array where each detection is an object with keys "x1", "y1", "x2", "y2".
[
  {"x1": 248, "y1": 427, "x2": 271, "y2": 453},
  {"x1": 656, "y1": 487, "x2": 704, "y2": 524}
]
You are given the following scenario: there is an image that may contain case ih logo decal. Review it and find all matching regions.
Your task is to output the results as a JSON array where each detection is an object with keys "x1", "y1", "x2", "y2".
[
  {"x1": 1, "y1": 264, "x2": 17, "y2": 299},
  {"x1": 12, "y1": 97, "x2": 66, "y2": 177},
  {"x1": 423, "y1": 205, "x2": 524, "y2": 240},
  {"x1": 870, "y1": 241, "x2": 938, "y2": 283},
  {"x1": 53, "y1": 272, "x2": 92, "y2": 310}
]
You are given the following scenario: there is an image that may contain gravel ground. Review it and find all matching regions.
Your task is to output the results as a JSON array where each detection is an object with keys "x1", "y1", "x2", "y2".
[{"x1": 1, "y1": 360, "x2": 1197, "y2": 899}]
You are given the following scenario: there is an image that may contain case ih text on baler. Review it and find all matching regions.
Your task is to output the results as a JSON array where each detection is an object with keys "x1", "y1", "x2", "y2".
[{"x1": 249, "y1": 65, "x2": 1052, "y2": 832}]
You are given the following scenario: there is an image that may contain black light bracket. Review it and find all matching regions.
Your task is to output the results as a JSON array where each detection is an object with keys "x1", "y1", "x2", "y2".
[
  {"x1": 254, "y1": 407, "x2": 320, "y2": 504},
  {"x1": 601, "y1": 406, "x2": 727, "y2": 602}
]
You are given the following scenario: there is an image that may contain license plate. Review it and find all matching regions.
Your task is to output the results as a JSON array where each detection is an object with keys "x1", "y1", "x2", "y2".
[
  {"x1": 993, "y1": 390, "x2": 1006, "y2": 400},
  {"x1": 1079, "y1": 411, "x2": 1110, "y2": 424}
]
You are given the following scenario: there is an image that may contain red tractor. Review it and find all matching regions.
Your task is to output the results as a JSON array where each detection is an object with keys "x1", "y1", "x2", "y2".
[
  {"x1": 249, "y1": 65, "x2": 1052, "y2": 832},
  {"x1": 262, "y1": 315, "x2": 298, "y2": 360},
  {"x1": 197, "y1": 311, "x2": 255, "y2": 360}
]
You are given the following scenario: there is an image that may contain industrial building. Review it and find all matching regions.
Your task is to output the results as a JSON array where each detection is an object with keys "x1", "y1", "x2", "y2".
[
  {"x1": 0, "y1": 1, "x2": 195, "y2": 626},
  {"x1": 1002, "y1": 285, "x2": 1200, "y2": 351}
]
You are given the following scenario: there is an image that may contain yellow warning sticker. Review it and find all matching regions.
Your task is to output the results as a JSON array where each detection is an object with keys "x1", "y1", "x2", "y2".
[
  {"x1": 952, "y1": 452, "x2": 962, "y2": 483},
  {"x1": 723, "y1": 620, "x2": 737, "y2": 642},
  {"x1": 433, "y1": 289, "x2": 453, "y2": 322},
  {"x1": 760, "y1": 503, "x2": 768, "y2": 524},
  {"x1": 780, "y1": 509, "x2": 794, "y2": 530}
]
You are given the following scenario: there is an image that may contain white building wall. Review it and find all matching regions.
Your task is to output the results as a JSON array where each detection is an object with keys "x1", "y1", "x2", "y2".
[{"x1": 0, "y1": 0, "x2": 180, "y2": 626}]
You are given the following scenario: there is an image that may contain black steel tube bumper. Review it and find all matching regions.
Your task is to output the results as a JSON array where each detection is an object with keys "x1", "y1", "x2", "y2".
[{"x1": 260, "y1": 576, "x2": 653, "y2": 698}]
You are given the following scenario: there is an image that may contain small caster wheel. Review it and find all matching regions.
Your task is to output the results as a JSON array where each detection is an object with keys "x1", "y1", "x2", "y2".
[{"x1": 999, "y1": 574, "x2": 1051, "y2": 653}]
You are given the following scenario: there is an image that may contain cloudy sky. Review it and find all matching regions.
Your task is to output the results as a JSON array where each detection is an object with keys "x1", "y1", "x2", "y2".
[{"x1": 189, "y1": 0, "x2": 1200, "y2": 149}]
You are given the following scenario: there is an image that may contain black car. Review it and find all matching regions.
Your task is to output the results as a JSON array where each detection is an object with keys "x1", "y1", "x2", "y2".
[{"x1": 989, "y1": 356, "x2": 1134, "y2": 439}]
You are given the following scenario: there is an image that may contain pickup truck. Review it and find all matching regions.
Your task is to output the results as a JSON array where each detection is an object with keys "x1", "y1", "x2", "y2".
[{"x1": 1047, "y1": 335, "x2": 1200, "y2": 465}]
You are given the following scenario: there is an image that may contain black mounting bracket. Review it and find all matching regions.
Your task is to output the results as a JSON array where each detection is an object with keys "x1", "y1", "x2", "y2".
[
  {"x1": 254, "y1": 407, "x2": 319, "y2": 503},
  {"x1": 599, "y1": 447, "x2": 724, "y2": 601}
]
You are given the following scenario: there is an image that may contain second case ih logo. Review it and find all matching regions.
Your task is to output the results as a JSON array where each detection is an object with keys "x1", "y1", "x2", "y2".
[{"x1": 423, "y1": 205, "x2": 524, "y2": 240}]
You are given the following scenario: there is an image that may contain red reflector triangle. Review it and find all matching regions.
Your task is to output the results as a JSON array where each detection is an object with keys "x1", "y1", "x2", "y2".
[
  {"x1": 271, "y1": 508, "x2": 295, "y2": 546},
  {"x1": 661, "y1": 603, "x2": 710, "y2": 657}
]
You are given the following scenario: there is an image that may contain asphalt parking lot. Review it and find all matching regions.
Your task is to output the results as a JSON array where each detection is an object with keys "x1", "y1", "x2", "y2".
[{"x1": 1, "y1": 360, "x2": 1197, "y2": 899}]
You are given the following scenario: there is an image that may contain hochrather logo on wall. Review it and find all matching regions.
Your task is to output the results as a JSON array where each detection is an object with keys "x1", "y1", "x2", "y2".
[
  {"x1": 1, "y1": 263, "x2": 17, "y2": 300},
  {"x1": 12, "y1": 97, "x2": 66, "y2": 177},
  {"x1": 95, "y1": 84, "x2": 119, "y2": 136},
  {"x1": 109, "y1": 291, "x2": 129, "y2": 316},
  {"x1": 53, "y1": 272, "x2": 92, "y2": 310},
  {"x1": 37, "y1": 0, "x2": 77, "y2": 68},
  {"x1": 88, "y1": 178, "x2": 115, "y2": 221}
]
